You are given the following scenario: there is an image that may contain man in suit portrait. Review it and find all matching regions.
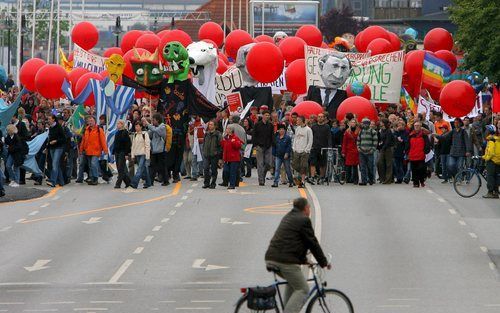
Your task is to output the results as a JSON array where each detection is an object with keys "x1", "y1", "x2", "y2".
[{"x1": 306, "y1": 52, "x2": 351, "y2": 120}]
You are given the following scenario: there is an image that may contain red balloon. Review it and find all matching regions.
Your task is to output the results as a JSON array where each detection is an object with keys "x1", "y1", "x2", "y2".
[
  {"x1": 366, "y1": 38, "x2": 392, "y2": 56},
  {"x1": 387, "y1": 32, "x2": 401, "y2": 51},
  {"x1": 71, "y1": 21, "x2": 99, "y2": 51},
  {"x1": 336, "y1": 96, "x2": 378, "y2": 122},
  {"x1": 68, "y1": 67, "x2": 89, "y2": 95},
  {"x1": 202, "y1": 39, "x2": 219, "y2": 50},
  {"x1": 198, "y1": 22, "x2": 224, "y2": 47},
  {"x1": 75, "y1": 72, "x2": 102, "y2": 106},
  {"x1": 103, "y1": 47, "x2": 123, "y2": 57},
  {"x1": 34, "y1": 64, "x2": 68, "y2": 99},
  {"x1": 354, "y1": 31, "x2": 364, "y2": 51},
  {"x1": 135, "y1": 34, "x2": 161, "y2": 53},
  {"x1": 224, "y1": 29, "x2": 254, "y2": 60},
  {"x1": 246, "y1": 42, "x2": 284, "y2": 83},
  {"x1": 403, "y1": 50, "x2": 426, "y2": 98},
  {"x1": 19, "y1": 58, "x2": 46, "y2": 92},
  {"x1": 357, "y1": 26, "x2": 389, "y2": 53},
  {"x1": 291, "y1": 101, "x2": 324, "y2": 119},
  {"x1": 218, "y1": 52, "x2": 229, "y2": 65},
  {"x1": 296, "y1": 25, "x2": 323, "y2": 47},
  {"x1": 160, "y1": 30, "x2": 193, "y2": 50},
  {"x1": 255, "y1": 35, "x2": 274, "y2": 43},
  {"x1": 285, "y1": 59, "x2": 307, "y2": 94},
  {"x1": 321, "y1": 42, "x2": 329, "y2": 49},
  {"x1": 279, "y1": 36, "x2": 306, "y2": 65},
  {"x1": 424, "y1": 28, "x2": 453, "y2": 52},
  {"x1": 120, "y1": 30, "x2": 143, "y2": 53},
  {"x1": 122, "y1": 48, "x2": 149, "y2": 79},
  {"x1": 217, "y1": 58, "x2": 228, "y2": 75},
  {"x1": 346, "y1": 82, "x2": 371, "y2": 100},
  {"x1": 434, "y1": 50, "x2": 457, "y2": 73},
  {"x1": 439, "y1": 81, "x2": 476, "y2": 117}
]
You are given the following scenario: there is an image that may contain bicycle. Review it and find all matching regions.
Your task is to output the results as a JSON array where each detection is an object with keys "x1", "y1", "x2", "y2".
[
  {"x1": 234, "y1": 257, "x2": 354, "y2": 313},
  {"x1": 322, "y1": 147, "x2": 346, "y2": 186},
  {"x1": 453, "y1": 156, "x2": 487, "y2": 198}
]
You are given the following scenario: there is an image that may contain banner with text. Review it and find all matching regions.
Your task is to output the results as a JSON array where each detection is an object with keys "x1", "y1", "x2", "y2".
[
  {"x1": 256, "y1": 69, "x2": 287, "y2": 94},
  {"x1": 73, "y1": 44, "x2": 107, "y2": 73}
]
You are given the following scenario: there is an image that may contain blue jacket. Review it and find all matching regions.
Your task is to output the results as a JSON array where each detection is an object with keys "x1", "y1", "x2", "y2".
[{"x1": 273, "y1": 133, "x2": 292, "y2": 158}]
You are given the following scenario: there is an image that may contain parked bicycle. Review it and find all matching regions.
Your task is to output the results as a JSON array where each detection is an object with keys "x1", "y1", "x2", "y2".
[
  {"x1": 322, "y1": 147, "x2": 346, "y2": 186},
  {"x1": 453, "y1": 156, "x2": 487, "y2": 198},
  {"x1": 234, "y1": 256, "x2": 354, "y2": 313}
]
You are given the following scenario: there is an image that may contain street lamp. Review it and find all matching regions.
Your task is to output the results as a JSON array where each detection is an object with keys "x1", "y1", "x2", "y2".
[
  {"x1": 113, "y1": 16, "x2": 122, "y2": 47},
  {"x1": 6, "y1": 16, "x2": 12, "y2": 74},
  {"x1": 152, "y1": 17, "x2": 158, "y2": 32},
  {"x1": 20, "y1": 14, "x2": 27, "y2": 67}
]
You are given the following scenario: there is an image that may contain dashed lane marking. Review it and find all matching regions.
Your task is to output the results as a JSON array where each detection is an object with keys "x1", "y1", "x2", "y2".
[
  {"x1": 159, "y1": 301, "x2": 176, "y2": 303},
  {"x1": 168, "y1": 210, "x2": 176, "y2": 216},
  {"x1": 41, "y1": 302, "x2": 76, "y2": 305},
  {"x1": 175, "y1": 308, "x2": 211, "y2": 310},
  {"x1": 175, "y1": 202, "x2": 183, "y2": 207},
  {"x1": 102, "y1": 288, "x2": 135, "y2": 291},
  {"x1": 152, "y1": 226, "x2": 162, "y2": 231},
  {"x1": 181, "y1": 196, "x2": 188, "y2": 200},
  {"x1": 377, "y1": 304, "x2": 411, "y2": 308},
  {"x1": 469, "y1": 232, "x2": 478, "y2": 239},
  {"x1": 191, "y1": 300, "x2": 225, "y2": 303},
  {"x1": 40, "y1": 203, "x2": 50, "y2": 208},
  {"x1": 186, "y1": 189, "x2": 193, "y2": 194},
  {"x1": 448, "y1": 209, "x2": 457, "y2": 215},
  {"x1": 480, "y1": 246, "x2": 488, "y2": 253},
  {"x1": 144, "y1": 236, "x2": 154, "y2": 242},
  {"x1": 90, "y1": 301, "x2": 123, "y2": 304},
  {"x1": 388, "y1": 299, "x2": 420, "y2": 301},
  {"x1": 133, "y1": 247, "x2": 144, "y2": 254},
  {"x1": 108, "y1": 259, "x2": 134, "y2": 284},
  {"x1": 459, "y1": 220, "x2": 467, "y2": 226},
  {"x1": 24, "y1": 309, "x2": 58, "y2": 312},
  {"x1": 73, "y1": 308, "x2": 108, "y2": 311},
  {"x1": 16, "y1": 219, "x2": 27, "y2": 223},
  {"x1": 0, "y1": 226, "x2": 12, "y2": 232},
  {"x1": 0, "y1": 302, "x2": 25, "y2": 305},
  {"x1": 161, "y1": 218, "x2": 170, "y2": 223},
  {"x1": 437, "y1": 197, "x2": 446, "y2": 203},
  {"x1": 29, "y1": 211, "x2": 39, "y2": 216}
]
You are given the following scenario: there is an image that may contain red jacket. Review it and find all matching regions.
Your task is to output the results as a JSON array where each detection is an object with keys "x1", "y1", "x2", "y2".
[
  {"x1": 342, "y1": 129, "x2": 359, "y2": 166},
  {"x1": 408, "y1": 130, "x2": 427, "y2": 161},
  {"x1": 221, "y1": 133, "x2": 242, "y2": 162}
]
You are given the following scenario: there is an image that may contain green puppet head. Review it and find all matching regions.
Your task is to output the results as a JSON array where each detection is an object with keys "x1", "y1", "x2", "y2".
[
  {"x1": 162, "y1": 41, "x2": 191, "y2": 83},
  {"x1": 130, "y1": 48, "x2": 163, "y2": 86},
  {"x1": 399, "y1": 34, "x2": 416, "y2": 53}
]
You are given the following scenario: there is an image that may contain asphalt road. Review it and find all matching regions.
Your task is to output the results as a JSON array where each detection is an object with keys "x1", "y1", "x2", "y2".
[{"x1": 0, "y1": 172, "x2": 498, "y2": 313}]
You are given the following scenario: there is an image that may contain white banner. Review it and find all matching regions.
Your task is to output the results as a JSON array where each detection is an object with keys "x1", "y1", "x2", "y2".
[
  {"x1": 73, "y1": 44, "x2": 107, "y2": 73},
  {"x1": 424, "y1": 93, "x2": 482, "y2": 122},
  {"x1": 305, "y1": 45, "x2": 370, "y2": 88},
  {"x1": 343, "y1": 50, "x2": 405, "y2": 104},
  {"x1": 418, "y1": 96, "x2": 432, "y2": 121},
  {"x1": 256, "y1": 68, "x2": 287, "y2": 94}
]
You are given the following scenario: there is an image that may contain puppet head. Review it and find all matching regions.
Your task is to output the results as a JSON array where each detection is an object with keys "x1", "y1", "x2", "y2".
[
  {"x1": 273, "y1": 31, "x2": 288, "y2": 45},
  {"x1": 186, "y1": 41, "x2": 218, "y2": 86},
  {"x1": 105, "y1": 54, "x2": 126, "y2": 83},
  {"x1": 399, "y1": 34, "x2": 417, "y2": 53},
  {"x1": 318, "y1": 52, "x2": 351, "y2": 90},
  {"x1": 235, "y1": 43, "x2": 258, "y2": 87},
  {"x1": 330, "y1": 37, "x2": 351, "y2": 52},
  {"x1": 162, "y1": 41, "x2": 191, "y2": 83},
  {"x1": 130, "y1": 49, "x2": 162, "y2": 86}
]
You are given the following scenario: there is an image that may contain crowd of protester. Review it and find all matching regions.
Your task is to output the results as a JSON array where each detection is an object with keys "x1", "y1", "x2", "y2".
[{"x1": 0, "y1": 83, "x2": 499, "y2": 199}]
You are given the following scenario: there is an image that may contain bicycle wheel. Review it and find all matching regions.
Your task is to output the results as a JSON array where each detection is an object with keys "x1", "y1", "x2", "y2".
[
  {"x1": 453, "y1": 169, "x2": 481, "y2": 198},
  {"x1": 325, "y1": 162, "x2": 333, "y2": 186},
  {"x1": 335, "y1": 167, "x2": 347, "y2": 185},
  {"x1": 305, "y1": 289, "x2": 354, "y2": 313},
  {"x1": 234, "y1": 294, "x2": 280, "y2": 313}
]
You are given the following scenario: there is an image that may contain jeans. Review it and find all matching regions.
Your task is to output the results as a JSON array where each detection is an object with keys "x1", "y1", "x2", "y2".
[
  {"x1": 0, "y1": 167, "x2": 4, "y2": 191},
  {"x1": 49, "y1": 148, "x2": 65, "y2": 186},
  {"x1": 447, "y1": 156, "x2": 464, "y2": 178},
  {"x1": 191, "y1": 156, "x2": 204, "y2": 179},
  {"x1": 485, "y1": 160, "x2": 500, "y2": 193},
  {"x1": 203, "y1": 156, "x2": 218, "y2": 187},
  {"x1": 377, "y1": 148, "x2": 393, "y2": 183},
  {"x1": 359, "y1": 152, "x2": 374, "y2": 184},
  {"x1": 6, "y1": 155, "x2": 19, "y2": 183},
  {"x1": 223, "y1": 161, "x2": 239, "y2": 187},
  {"x1": 89, "y1": 156, "x2": 100, "y2": 181},
  {"x1": 440, "y1": 154, "x2": 450, "y2": 180},
  {"x1": 255, "y1": 146, "x2": 272, "y2": 184},
  {"x1": 115, "y1": 152, "x2": 131, "y2": 187},
  {"x1": 150, "y1": 152, "x2": 168, "y2": 184},
  {"x1": 77, "y1": 154, "x2": 88, "y2": 181},
  {"x1": 132, "y1": 155, "x2": 151, "y2": 187},
  {"x1": 393, "y1": 157, "x2": 405, "y2": 182},
  {"x1": 265, "y1": 261, "x2": 309, "y2": 313},
  {"x1": 274, "y1": 157, "x2": 293, "y2": 184}
]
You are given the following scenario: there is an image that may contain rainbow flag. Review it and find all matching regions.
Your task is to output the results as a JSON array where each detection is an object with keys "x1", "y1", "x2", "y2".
[
  {"x1": 422, "y1": 52, "x2": 451, "y2": 88},
  {"x1": 400, "y1": 87, "x2": 417, "y2": 114}
]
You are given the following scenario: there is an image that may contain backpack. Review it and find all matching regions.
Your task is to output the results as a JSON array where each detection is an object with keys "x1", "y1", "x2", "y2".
[
  {"x1": 165, "y1": 124, "x2": 173, "y2": 152},
  {"x1": 247, "y1": 286, "x2": 277, "y2": 310}
]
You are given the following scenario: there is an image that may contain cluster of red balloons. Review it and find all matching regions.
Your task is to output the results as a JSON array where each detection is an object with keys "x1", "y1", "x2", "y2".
[{"x1": 355, "y1": 26, "x2": 401, "y2": 56}]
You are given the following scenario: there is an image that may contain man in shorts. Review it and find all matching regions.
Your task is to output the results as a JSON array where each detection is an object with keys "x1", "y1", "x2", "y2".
[{"x1": 292, "y1": 116, "x2": 313, "y2": 188}]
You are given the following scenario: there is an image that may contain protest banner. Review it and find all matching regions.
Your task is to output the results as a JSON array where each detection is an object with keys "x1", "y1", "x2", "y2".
[
  {"x1": 226, "y1": 91, "x2": 244, "y2": 114},
  {"x1": 215, "y1": 67, "x2": 243, "y2": 107},
  {"x1": 73, "y1": 44, "x2": 107, "y2": 73},
  {"x1": 257, "y1": 68, "x2": 287, "y2": 94},
  {"x1": 305, "y1": 45, "x2": 369, "y2": 88}
]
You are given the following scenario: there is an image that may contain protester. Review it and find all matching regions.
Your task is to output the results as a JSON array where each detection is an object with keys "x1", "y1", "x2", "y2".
[
  {"x1": 202, "y1": 121, "x2": 222, "y2": 189},
  {"x1": 252, "y1": 110, "x2": 274, "y2": 186},
  {"x1": 482, "y1": 124, "x2": 500, "y2": 198},
  {"x1": 221, "y1": 127, "x2": 242, "y2": 189},
  {"x1": 435, "y1": 118, "x2": 472, "y2": 179},
  {"x1": 79, "y1": 116, "x2": 108, "y2": 185},
  {"x1": 113, "y1": 120, "x2": 132, "y2": 189},
  {"x1": 46, "y1": 114, "x2": 66, "y2": 187},
  {"x1": 5, "y1": 124, "x2": 26, "y2": 187},
  {"x1": 272, "y1": 124, "x2": 294, "y2": 188},
  {"x1": 377, "y1": 118, "x2": 395, "y2": 184},
  {"x1": 342, "y1": 119, "x2": 359, "y2": 184},
  {"x1": 407, "y1": 121, "x2": 431, "y2": 188},
  {"x1": 357, "y1": 118, "x2": 378, "y2": 185},
  {"x1": 131, "y1": 122, "x2": 151, "y2": 189},
  {"x1": 393, "y1": 120, "x2": 409, "y2": 184},
  {"x1": 144, "y1": 113, "x2": 169, "y2": 186},
  {"x1": 310, "y1": 112, "x2": 331, "y2": 184},
  {"x1": 292, "y1": 116, "x2": 313, "y2": 188},
  {"x1": 241, "y1": 118, "x2": 254, "y2": 178}
]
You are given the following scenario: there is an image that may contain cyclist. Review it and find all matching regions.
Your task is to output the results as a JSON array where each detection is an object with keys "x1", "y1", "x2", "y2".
[
  {"x1": 265, "y1": 197, "x2": 331, "y2": 313},
  {"x1": 483, "y1": 124, "x2": 500, "y2": 199}
]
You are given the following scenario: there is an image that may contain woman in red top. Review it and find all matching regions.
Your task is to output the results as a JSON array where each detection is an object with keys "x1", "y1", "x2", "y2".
[
  {"x1": 342, "y1": 119, "x2": 360, "y2": 184},
  {"x1": 221, "y1": 127, "x2": 243, "y2": 189},
  {"x1": 407, "y1": 121, "x2": 430, "y2": 188}
]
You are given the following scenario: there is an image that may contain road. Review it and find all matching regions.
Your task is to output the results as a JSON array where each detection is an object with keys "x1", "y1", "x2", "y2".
[{"x1": 0, "y1": 173, "x2": 499, "y2": 312}]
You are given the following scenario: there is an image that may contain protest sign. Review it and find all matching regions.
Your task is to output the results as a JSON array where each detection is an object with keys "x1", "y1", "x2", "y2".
[
  {"x1": 73, "y1": 44, "x2": 107, "y2": 73},
  {"x1": 226, "y1": 92, "x2": 244, "y2": 114},
  {"x1": 215, "y1": 67, "x2": 243, "y2": 107},
  {"x1": 257, "y1": 68, "x2": 287, "y2": 94}
]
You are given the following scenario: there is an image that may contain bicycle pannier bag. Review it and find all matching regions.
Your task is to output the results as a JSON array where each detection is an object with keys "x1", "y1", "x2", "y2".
[{"x1": 247, "y1": 286, "x2": 277, "y2": 310}]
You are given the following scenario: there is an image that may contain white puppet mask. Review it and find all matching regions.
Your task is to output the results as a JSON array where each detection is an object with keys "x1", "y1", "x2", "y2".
[
  {"x1": 318, "y1": 52, "x2": 351, "y2": 90},
  {"x1": 187, "y1": 41, "x2": 218, "y2": 86},
  {"x1": 235, "y1": 43, "x2": 257, "y2": 87}
]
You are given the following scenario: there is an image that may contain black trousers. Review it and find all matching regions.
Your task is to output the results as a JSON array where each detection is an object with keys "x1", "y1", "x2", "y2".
[
  {"x1": 410, "y1": 160, "x2": 426, "y2": 186},
  {"x1": 485, "y1": 160, "x2": 500, "y2": 193},
  {"x1": 115, "y1": 152, "x2": 131, "y2": 187},
  {"x1": 203, "y1": 156, "x2": 218, "y2": 186},
  {"x1": 150, "y1": 152, "x2": 168, "y2": 184},
  {"x1": 345, "y1": 165, "x2": 359, "y2": 184},
  {"x1": 168, "y1": 144, "x2": 183, "y2": 180}
]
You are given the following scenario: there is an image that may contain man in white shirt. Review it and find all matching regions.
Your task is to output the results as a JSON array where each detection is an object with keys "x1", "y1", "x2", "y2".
[{"x1": 292, "y1": 116, "x2": 313, "y2": 188}]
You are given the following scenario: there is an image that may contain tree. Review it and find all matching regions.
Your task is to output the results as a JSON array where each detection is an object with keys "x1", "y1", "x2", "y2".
[
  {"x1": 319, "y1": 6, "x2": 365, "y2": 44},
  {"x1": 450, "y1": 0, "x2": 500, "y2": 81}
]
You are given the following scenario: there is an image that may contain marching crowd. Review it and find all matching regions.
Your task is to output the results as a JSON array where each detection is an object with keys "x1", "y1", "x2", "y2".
[{"x1": 0, "y1": 84, "x2": 499, "y2": 199}]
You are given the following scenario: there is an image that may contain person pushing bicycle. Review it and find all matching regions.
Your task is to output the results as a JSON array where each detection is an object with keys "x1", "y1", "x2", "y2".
[{"x1": 265, "y1": 197, "x2": 331, "y2": 313}]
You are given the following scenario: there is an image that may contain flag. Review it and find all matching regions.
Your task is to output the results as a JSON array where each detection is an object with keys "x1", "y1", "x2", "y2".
[
  {"x1": 0, "y1": 88, "x2": 28, "y2": 134},
  {"x1": 422, "y1": 52, "x2": 451, "y2": 88},
  {"x1": 61, "y1": 78, "x2": 93, "y2": 105},
  {"x1": 493, "y1": 85, "x2": 500, "y2": 114},
  {"x1": 22, "y1": 131, "x2": 48, "y2": 176},
  {"x1": 400, "y1": 87, "x2": 417, "y2": 114},
  {"x1": 67, "y1": 104, "x2": 88, "y2": 135}
]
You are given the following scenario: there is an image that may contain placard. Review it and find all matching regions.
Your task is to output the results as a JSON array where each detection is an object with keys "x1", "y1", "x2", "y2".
[{"x1": 73, "y1": 44, "x2": 107, "y2": 73}]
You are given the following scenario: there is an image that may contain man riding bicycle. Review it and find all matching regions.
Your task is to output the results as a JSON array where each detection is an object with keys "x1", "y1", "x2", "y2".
[{"x1": 265, "y1": 197, "x2": 331, "y2": 313}]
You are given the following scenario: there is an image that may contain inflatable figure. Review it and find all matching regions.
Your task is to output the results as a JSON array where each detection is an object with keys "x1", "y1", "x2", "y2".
[
  {"x1": 129, "y1": 49, "x2": 161, "y2": 86},
  {"x1": 235, "y1": 43, "x2": 258, "y2": 87},
  {"x1": 105, "y1": 54, "x2": 126, "y2": 84},
  {"x1": 186, "y1": 41, "x2": 218, "y2": 103},
  {"x1": 163, "y1": 41, "x2": 191, "y2": 83}
]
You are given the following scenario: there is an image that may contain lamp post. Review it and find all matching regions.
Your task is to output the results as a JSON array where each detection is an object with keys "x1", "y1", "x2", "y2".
[
  {"x1": 6, "y1": 17, "x2": 12, "y2": 74},
  {"x1": 152, "y1": 17, "x2": 158, "y2": 32},
  {"x1": 113, "y1": 16, "x2": 122, "y2": 47},
  {"x1": 20, "y1": 14, "x2": 26, "y2": 67}
]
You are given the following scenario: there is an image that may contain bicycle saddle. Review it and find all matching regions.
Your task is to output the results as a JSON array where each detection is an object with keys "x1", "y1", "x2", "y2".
[{"x1": 266, "y1": 264, "x2": 280, "y2": 273}]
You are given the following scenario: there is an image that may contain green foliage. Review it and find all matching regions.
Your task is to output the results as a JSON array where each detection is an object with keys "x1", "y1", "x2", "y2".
[
  {"x1": 319, "y1": 6, "x2": 365, "y2": 44},
  {"x1": 450, "y1": 0, "x2": 500, "y2": 81}
]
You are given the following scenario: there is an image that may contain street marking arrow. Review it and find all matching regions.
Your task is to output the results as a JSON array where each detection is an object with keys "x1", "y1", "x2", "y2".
[
  {"x1": 82, "y1": 217, "x2": 102, "y2": 224},
  {"x1": 24, "y1": 260, "x2": 51, "y2": 272},
  {"x1": 205, "y1": 264, "x2": 230, "y2": 271},
  {"x1": 192, "y1": 259, "x2": 207, "y2": 269},
  {"x1": 232, "y1": 221, "x2": 250, "y2": 225},
  {"x1": 192, "y1": 259, "x2": 229, "y2": 271}
]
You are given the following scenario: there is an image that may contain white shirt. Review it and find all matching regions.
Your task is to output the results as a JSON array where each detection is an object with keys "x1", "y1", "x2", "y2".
[{"x1": 320, "y1": 88, "x2": 337, "y2": 106}]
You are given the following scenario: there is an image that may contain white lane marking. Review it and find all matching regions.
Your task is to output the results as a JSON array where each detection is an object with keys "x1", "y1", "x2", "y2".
[
  {"x1": 24, "y1": 309, "x2": 58, "y2": 312},
  {"x1": 0, "y1": 226, "x2": 12, "y2": 232},
  {"x1": 220, "y1": 218, "x2": 250, "y2": 225},
  {"x1": 52, "y1": 195, "x2": 60, "y2": 201},
  {"x1": 175, "y1": 308, "x2": 212, "y2": 310},
  {"x1": 108, "y1": 259, "x2": 134, "y2": 284},
  {"x1": 152, "y1": 226, "x2": 162, "y2": 232},
  {"x1": 16, "y1": 219, "x2": 26, "y2": 223},
  {"x1": 159, "y1": 301, "x2": 176, "y2": 303},
  {"x1": 191, "y1": 259, "x2": 229, "y2": 271},
  {"x1": 101, "y1": 288, "x2": 135, "y2": 291},
  {"x1": 82, "y1": 217, "x2": 102, "y2": 224},
  {"x1": 490, "y1": 262, "x2": 497, "y2": 270},
  {"x1": 0, "y1": 283, "x2": 50, "y2": 286},
  {"x1": 305, "y1": 185, "x2": 322, "y2": 243},
  {"x1": 377, "y1": 304, "x2": 411, "y2": 308},
  {"x1": 191, "y1": 300, "x2": 225, "y2": 303},
  {"x1": 484, "y1": 304, "x2": 500, "y2": 307},
  {"x1": 448, "y1": 209, "x2": 457, "y2": 215},
  {"x1": 7, "y1": 290, "x2": 42, "y2": 292},
  {"x1": 191, "y1": 183, "x2": 198, "y2": 187},
  {"x1": 426, "y1": 190, "x2": 434, "y2": 194},
  {"x1": 168, "y1": 210, "x2": 176, "y2": 216},
  {"x1": 41, "y1": 302, "x2": 76, "y2": 305},
  {"x1": 197, "y1": 288, "x2": 231, "y2": 291},
  {"x1": 186, "y1": 189, "x2": 193, "y2": 194},
  {"x1": 24, "y1": 260, "x2": 51, "y2": 272},
  {"x1": 29, "y1": 211, "x2": 39, "y2": 216},
  {"x1": 133, "y1": 247, "x2": 144, "y2": 255},
  {"x1": 183, "y1": 282, "x2": 226, "y2": 285},
  {"x1": 388, "y1": 298, "x2": 420, "y2": 301},
  {"x1": 480, "y1": 246, "x2": 488, "y2": 253},
  {"x1": 69, "y1": 289, "x2": 88, "y2": 292},
  {"x1": 458, "y1": 220, "x2": 467, "y2": 226},
  {"x1": 181, "y1": 196, "x2": 188, "y2": 200},
  {"x1": 0, "y1": 302, "x2": 25, "y2": 304},
  {"x1": 73, "y1": 309, "x2": 108, "y2": 311},
  {"x1": 175, "y1": 202, "x2": 183, "y2": 208},
  {"x1": 161, "y1": 218, "x2": 170, "y2": 223},
  {"x1": 437, "y1": 197, "x2": 446, "y2": 203},
  {"x1": 40, "y1": 203, "x2": 50, "y2": 208},
  {"x1": 192, "y1": 259, "x2": 206, "y2": 269},
  {"x1": 90, "y1": 301, "x2": 123, "y2": 304},
  {"x1": 144, "y1": 236, "x2": 154, "y2": 242},
  {"x1": 469, "y1": 232, "x2": 478, "y2": 239}
]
